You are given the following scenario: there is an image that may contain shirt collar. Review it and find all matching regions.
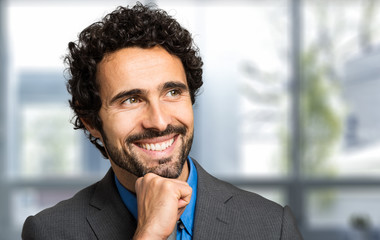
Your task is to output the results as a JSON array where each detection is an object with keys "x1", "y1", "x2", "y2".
[
  {"x1": 114, "y1": 156, "x2": 198, "y2": 236},
  {"x1": 180, "y1": 156, "x2": 197, "y2": 236},
  {"x1": 114, "y1": 172, "x2": 138, "y2": 219}
]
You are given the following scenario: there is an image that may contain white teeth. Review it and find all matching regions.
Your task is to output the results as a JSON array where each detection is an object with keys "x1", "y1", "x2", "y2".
[
  {"x1": 139, "y1": 138, "x2": 175, "y2": 152},
  {"x1": 156, "y1": 144, "x2": 162, "y2": 151}
]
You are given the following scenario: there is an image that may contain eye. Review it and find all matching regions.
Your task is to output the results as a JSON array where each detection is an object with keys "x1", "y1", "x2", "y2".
[
  {"x1": 166, "y1": 89, "x2": 181, "y2": 97},
  {"x1": 123, "y1": 97, "x2": 141, "y2": 105}
]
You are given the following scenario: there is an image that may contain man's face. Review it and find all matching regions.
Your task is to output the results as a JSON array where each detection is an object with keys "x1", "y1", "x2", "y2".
[{"x1": 92, "y1": 46, "x2": 194, "y2": 178}]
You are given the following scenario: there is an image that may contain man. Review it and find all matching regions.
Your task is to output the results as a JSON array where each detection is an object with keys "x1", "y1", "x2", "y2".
[{"x1": 22, "y1": 3, "x2": 303, "y2": 240}]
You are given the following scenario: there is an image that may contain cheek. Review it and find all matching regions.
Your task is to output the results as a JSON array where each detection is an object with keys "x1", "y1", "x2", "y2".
[
  {"x1": 173, "y1": 102, "x2": 194, "y2": 128},
  {"x1": 100, "y1": 112, "x2": 138, "y2": 143}
]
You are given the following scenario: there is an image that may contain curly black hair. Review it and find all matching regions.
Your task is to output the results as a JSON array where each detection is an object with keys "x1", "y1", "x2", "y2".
[{"x1": 65, "y1": 2, "x2": 203, "y2": 158}]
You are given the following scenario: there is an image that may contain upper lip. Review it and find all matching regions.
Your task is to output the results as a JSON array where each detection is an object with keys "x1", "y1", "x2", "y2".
[{"x1": 133, "y1": 133, "x2": 177, "y2": 144}]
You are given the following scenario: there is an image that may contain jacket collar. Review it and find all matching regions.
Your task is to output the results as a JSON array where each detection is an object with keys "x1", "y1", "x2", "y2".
[
  {"x1": 86, "y1": 169, "x2": 136, "y2": 240},
  {"x1": 192, "y1": 159, "x2": 239, "y2": 239}
]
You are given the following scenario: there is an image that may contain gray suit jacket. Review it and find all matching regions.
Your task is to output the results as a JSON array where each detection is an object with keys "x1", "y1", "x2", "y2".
[{"x1": 22, "y1": 160, "x2": 303, "y2": 239}]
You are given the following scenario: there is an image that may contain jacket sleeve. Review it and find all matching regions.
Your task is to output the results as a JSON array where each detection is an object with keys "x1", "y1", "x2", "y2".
[{"x1": 280, "y1": 206, "x2": 304, "y2": 240}]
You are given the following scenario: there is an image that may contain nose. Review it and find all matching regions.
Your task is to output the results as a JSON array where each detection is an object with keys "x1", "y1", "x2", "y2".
[{"x1": 141, "y1": 101, "x2": 172, "y2": 132}]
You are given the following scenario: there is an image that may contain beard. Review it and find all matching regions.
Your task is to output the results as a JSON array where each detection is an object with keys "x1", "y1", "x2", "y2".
[{"x1": 101, "y1": 125, "x2": 193, "y2": 178}]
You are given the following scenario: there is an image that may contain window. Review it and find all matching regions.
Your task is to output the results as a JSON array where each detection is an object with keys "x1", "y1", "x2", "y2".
[
  {"x1": 301, "y1": 1, "x2": 380, "y2": 238},
  {"x1": 1, "y1": 1, "x2": 380, "y2": 239}
]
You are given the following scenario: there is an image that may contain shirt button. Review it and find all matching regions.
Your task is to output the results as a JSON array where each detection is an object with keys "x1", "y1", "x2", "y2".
[{"x1": 179, "y1": 222, "x2": 185, "y2": 230}]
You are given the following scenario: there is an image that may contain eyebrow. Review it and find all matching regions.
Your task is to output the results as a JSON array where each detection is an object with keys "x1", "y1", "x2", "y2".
[
  {"x1": 161, "y1": 81, "x2": 189, "y2": 92},
  {"x1": 109, "y1": 88, "x2": 147, "y2": 105},
  {"x1": 108, "y1": 81, "x2": 189, "y2": 105}
]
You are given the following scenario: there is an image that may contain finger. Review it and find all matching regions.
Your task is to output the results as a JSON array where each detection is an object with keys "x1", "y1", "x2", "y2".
[
  {"x1": 178, "y1": 198, "x2": 190, "y2": 209},
  {"x1": 134, "y1": 178, "x2": 142, "y2": 193},
  {"x1": 178, "y1": 186, "x2": 192, "y2": 204},
  {"x1": 178, "y1": 206, "x2": 186, "y2": 215},
  {"x1": 177, "y1": 207, "x2": 186, "y2": 220}
]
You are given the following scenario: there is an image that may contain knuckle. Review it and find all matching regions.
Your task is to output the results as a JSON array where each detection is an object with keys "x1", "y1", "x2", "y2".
[
  {"x1": 148, "y1": 175, "x2": 163, "y2": 188},
  {"x1": 144, "y1": 172, "x2": 155, "y2": 180},
  {"x1": 143, "y1": 173, "x2": 157, "y2": 184},
  {"x1": 162, "y1": 180, "x2": 174, "y2": 190}
]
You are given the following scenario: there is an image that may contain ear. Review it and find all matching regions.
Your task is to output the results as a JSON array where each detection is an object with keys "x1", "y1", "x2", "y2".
[{"x1": 80, "y1": 117, "x2": 102, "y2": 140}]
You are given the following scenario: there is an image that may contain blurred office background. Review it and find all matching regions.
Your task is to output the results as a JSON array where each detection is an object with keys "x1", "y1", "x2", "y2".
[{"x1": 1, "y1": 0, "x2": 380, "y2": 239}]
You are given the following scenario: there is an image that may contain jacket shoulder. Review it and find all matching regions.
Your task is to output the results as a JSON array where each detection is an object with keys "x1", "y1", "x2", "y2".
[
  {"x1": 212, "y1": 175, "x2": 285, "y2": 216},
  {"x1": 193, "y1": 159, "x2": 303, "y2": 239},
  {"x1": 22, "y1": 182, "x2": 99, "y2": 240},
  {"x1": 37, "y1": 181, "x2": 97, "y2": 217}
]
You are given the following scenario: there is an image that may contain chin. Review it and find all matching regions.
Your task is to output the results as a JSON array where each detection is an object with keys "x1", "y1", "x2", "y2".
[
  {"x1": 158, "y1": 167, "x2": 182, "y2": 179},
  {"x1": 146, "y1": 159, "x2": 184, "y2": 179}
]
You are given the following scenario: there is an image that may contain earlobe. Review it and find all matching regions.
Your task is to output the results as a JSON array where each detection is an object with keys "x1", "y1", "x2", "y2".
[{"x1": 80, "y1": 117, "x2": 102, "y2": 139}]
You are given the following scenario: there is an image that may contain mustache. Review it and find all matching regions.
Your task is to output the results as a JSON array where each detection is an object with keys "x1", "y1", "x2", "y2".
[{"x1": 126, "y1": 125, "x2": 187, "y2": 143}]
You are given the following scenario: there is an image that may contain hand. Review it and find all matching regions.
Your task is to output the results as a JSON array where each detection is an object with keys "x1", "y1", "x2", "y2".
[{"x1": 133, "y1": 173, "x2": 192, "y2": 240}]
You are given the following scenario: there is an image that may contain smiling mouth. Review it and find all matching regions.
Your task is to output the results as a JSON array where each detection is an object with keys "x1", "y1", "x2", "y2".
[{"x1": 136, "y1": 137, "x2": 175, "y2": 152}]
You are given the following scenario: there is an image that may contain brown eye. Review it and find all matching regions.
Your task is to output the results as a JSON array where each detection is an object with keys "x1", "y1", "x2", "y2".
[
  {"x1": 123, "y1": 97, "x2": 140, "y2": 105},
  {"x1": 167, "y1": 89, "x2": 181, "y2": 97}
]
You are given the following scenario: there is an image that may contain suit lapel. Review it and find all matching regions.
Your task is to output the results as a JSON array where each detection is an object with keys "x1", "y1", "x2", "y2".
[
  {"x1": 192, "y1": 160, "x2": 240, "y2": 239},
  {"x1": 86, "y1": 169, "x2": 137, "y2": 240},
  {"x1": 84, "y1": 161, "x2": 241, "y2": 239}
]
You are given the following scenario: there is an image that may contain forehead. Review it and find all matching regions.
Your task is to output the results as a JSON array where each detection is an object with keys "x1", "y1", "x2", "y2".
[{"x1": 96, "y1": 46, "x2": 187, "y2": 96}]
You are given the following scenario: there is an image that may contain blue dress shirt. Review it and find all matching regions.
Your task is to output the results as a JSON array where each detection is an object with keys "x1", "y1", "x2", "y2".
[{"x1": 115, "y1": 156, "x2": 198, "y2": 240}]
